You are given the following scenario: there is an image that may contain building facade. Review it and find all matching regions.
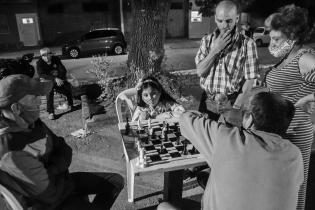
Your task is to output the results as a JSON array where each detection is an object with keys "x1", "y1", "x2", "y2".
[{"x1": 0, "y1": 0, "x2": 190, "y2": 51}]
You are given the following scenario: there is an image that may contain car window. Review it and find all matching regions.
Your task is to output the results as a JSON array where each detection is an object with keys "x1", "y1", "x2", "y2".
[
  {"x1": 254, "y1": 28, "x2": 264, "y2": 33},
  {"x1": 103, "y1": 30, "x2": 117, "y2": 37},
  {"x1": 264, "y1": 30, "x2": 270, "y2": 35},
  {"x1": 84, "y1": 31, "x2": 103, "y2": 40}
]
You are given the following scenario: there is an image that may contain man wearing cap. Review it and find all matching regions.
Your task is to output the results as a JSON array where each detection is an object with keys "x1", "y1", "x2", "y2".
[
  {"x1": 0, "y1": 74, "x2": 124, "y2": 209},
  {"x1": 37, "y1": 47, "x2": 73, "y2": 120}
]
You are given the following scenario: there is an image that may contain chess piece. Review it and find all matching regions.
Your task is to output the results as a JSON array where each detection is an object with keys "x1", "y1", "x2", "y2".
[
  {"x1": 176, "y1": 136, "x2": 180, "y2": 145},
  {"x1": 182, "y1": 142, "x2": 188, "y2": 155},
  {"x1": 159, "y1": 144, "x2": 166, "y2": 154},
  {"x1": 161, "y1": 121, "x2": 167, "y2": 139},
  {"x1": 191, "y1": 146, "x2": 197, "y2": 154},
  {"x1": 137, "y1": 118, "x2": 142, "y2": 130},
  {"x1": 125, "y1": 117, "x2": 130, "y2": 135},
  {"x1": 148, "y1": 117, "x2": 154, "y2": 136},
  {"x1": 139, "y1": 148, "x2": 145, "y2": 168},
  {"x1": 148, "y1": 117, "x2": 152, "y2": 129}
]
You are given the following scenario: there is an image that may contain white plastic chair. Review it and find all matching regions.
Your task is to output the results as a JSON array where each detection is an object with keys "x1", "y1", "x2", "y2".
[
  {"x1": 115, "y1": 88, "x2": 137, "y2": 123},
  {"x1": 0, "y1": 184, "x2": 26, "y2": 210},
  {"x1": 115, "y1": 88, "x2": 138, "y2": 202}
]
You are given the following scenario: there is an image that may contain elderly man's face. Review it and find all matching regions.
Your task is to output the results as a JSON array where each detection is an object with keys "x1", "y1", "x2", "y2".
[
  {"x1": 215, "y1": 6, "x2": 239, "y2": 33},
  {"x1": 41, "y1": 52, "x2": 52, "y2": 63}
]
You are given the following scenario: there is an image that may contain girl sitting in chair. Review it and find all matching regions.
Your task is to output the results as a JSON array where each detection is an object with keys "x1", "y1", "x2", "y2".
[{"x1": 132, "y1": 76, "x2": 185, "y2": 121}]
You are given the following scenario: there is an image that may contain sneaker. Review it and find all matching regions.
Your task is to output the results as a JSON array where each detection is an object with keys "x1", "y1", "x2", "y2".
[
  {"x1": 56, "y1": 103, "x2": 69, "y2": 110},
  {"x1": 48, "y1": 113, "x2": 55, "y2": 120}
]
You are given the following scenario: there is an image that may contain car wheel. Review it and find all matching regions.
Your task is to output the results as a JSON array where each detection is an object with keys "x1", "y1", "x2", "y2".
[
  {"x1": 255, "y1": 39, "x2": 263, "y2": 47},
  {"x1": 113, "y1": 45, "x2": 123, "y2": 55},
  {"x1": 69, "y1": 48, "x2": 80, "y2": 58}
]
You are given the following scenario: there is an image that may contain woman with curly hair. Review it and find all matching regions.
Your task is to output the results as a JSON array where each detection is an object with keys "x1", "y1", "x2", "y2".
[{"x1": 264, "y1": 4, "x2": 315, "y2": 210}]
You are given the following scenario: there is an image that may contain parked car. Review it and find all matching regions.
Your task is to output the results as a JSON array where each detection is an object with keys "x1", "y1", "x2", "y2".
[
  {"x1": 62, "y1": 28, "x2": 127, "y2": 58},
  {"x1": 253, "y1": 27, "x2": 270, "y2": 47}
]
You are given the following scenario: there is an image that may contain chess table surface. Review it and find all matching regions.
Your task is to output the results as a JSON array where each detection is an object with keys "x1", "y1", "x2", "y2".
[{"x1": 118, "y1": 119, "x2": 206, "y2": 175}]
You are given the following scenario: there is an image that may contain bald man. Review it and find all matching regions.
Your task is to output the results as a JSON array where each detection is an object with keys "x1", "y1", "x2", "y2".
[
  {"x1": 195, "y1": 0, "x2": 259, "y2": 121},
  {"x1": 193, "y1": 0, "x2": 260, "y2": 201}
]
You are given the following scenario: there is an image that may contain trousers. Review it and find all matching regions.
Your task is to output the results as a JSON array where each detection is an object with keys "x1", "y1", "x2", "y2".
[{"x1": 46, "y1": 81, "x2": 73, "y2": 114}]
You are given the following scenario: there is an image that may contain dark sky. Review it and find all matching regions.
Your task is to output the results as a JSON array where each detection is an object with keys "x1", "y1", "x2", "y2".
[{"x1": 247, "y1": 0, "x2": 315, "y2": 17}]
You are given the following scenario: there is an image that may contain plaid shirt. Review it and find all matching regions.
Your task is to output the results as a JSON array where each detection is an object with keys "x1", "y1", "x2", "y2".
[{"x1": 195, "y1": 28, "x2": 259, "y2": 95}]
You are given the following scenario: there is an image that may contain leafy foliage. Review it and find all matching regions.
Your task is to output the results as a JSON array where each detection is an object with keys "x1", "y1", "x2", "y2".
[
  {"x1": 196, "y1": 0, "x2": 255, "y2": 17},
  {"x1": 88, "y1": 55, "x2": 127, "y2": 102}
]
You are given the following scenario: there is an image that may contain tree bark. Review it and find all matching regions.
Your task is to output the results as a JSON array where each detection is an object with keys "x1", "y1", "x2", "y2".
[{"x1": 127, "y1": 0, "x2": 171, "y2": 82}]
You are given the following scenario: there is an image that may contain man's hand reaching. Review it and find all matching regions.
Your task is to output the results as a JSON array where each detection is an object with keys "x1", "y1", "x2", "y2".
[{"x1": 55, "y1": 78, "x2": 64, "y2": 86}]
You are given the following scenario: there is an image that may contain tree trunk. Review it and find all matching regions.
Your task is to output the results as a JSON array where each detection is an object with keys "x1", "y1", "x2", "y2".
[{"x1": 127, "y1": 0, "x2": 171, "y2": 83}]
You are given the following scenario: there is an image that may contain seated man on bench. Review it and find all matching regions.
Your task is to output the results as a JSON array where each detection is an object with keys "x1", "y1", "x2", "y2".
[{"x1": 36, "y1": 47, "x2": 73, "y2": 120}]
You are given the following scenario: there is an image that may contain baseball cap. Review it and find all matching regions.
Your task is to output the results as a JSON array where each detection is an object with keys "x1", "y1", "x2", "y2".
[
  {"x1": 40, "y1": 47, "x2": 54, "y2": 56},
  {"x1": 0, "y1": 74, "x2": 53, "y2": 108}
]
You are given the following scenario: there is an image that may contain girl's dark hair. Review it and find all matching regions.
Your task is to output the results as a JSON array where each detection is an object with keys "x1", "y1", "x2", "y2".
[
  {"x1": 137, "y1": 76, "x2": 176, "y2": 108},
  {"x1": 269, "y1": 4, "x2": 314, "y2": 44}
]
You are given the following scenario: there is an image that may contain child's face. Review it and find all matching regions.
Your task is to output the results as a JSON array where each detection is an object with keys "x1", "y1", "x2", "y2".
[{"x1": 142, "y1": 86, "x2": 161, "y2": 107}]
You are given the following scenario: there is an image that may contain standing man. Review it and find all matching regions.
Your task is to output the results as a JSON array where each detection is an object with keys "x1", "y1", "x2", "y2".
[
  {"x1": 195, "y1": 0, "x2": 259, "y2": 120},
  {"x1": 179, "y1": 92, "x2": 303, "y2": 210},
  {"x1": 37, "y1": 47, "x2": 74, "y2": 120}
]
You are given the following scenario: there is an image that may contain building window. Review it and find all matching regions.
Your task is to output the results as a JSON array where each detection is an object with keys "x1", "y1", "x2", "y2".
[
  {"x1": 47, "y1": 3, "x2": 64, "y2": 14},
  {"x1": 82, "y1": 2, "x2": 108, "y2": 12},
  {"x1": 0, "y1": 15, "x2": 10, "y2": 34},
  {"x1": 171, "y1": 2, "x2": 183, "y2": 10}
]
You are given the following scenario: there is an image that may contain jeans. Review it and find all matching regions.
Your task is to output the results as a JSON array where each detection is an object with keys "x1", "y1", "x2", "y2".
[
  {"x1": 58, "y1": 172, "x2": 124, "y2": 210},
  {"x1": 46, "y1": 81, "x2": 73, "y2": 114}
]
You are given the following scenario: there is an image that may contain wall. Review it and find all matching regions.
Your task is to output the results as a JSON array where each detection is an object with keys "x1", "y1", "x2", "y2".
[
  {"x1": 37, "y1": 0, "x2": 120, "y2": 45},
  {"x1": 0, "y1": 3, "x2": 37, "y2": 50}
]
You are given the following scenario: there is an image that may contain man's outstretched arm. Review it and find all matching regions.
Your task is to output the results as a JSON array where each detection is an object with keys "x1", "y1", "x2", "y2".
[{"x1": 179, "y1": 111, "x2": 220, "y2": 165}]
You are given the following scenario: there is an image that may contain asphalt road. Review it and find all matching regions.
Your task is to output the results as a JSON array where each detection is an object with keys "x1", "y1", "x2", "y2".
[{"x1": 28, "y1": 45, "x2": 279, "y2": 83}]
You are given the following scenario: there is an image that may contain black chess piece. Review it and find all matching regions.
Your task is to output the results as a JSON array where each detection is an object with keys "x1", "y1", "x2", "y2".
[
  {"x1": 191, "y1": 146, "x2": 197, "y2": 154},
  {"x1": 125, "y1": 117, "x2": 130, "y2": 135},
  {"x1": 176, "y1": 136, "x2": 180, "y2": 145},
  {"x1": 182, "y1": 141, "x2": 188, "y2": 155},
  {"x1": 159, "y1": 144, "x2": 164, "y2": 154}
]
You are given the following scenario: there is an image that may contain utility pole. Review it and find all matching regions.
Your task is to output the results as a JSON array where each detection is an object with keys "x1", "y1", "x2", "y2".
[{"x1": 119, "y1": 0, "x2": 125, "y2": 34}]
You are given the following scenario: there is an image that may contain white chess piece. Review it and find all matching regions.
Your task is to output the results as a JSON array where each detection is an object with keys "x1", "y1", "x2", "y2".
[
  {"x1": 137, "y1": 118, "x2": 142, "y2": 130},
  {"x1": 139, "y1": 148, "x2": 145, "y2": 168}
]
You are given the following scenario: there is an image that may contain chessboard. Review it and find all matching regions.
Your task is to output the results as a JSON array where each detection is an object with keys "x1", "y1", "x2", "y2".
[{"x1": 123, "y1": 120, "x2": 199, "y2": 167}]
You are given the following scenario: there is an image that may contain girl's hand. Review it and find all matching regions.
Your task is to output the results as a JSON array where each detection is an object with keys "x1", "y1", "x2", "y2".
[
  {"x1": 295, "y1": 94, "x2": 315, "y2": 114},
  {"x1": 156, "y1": 112, "x2": 172, "y2": 120}
]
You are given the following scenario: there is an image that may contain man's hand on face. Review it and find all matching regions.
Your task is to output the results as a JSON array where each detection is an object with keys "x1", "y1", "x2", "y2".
[
  {"x1": 55, "y1": 78, "x2": 64, "y2": 86},
  {"x1": 212, "y1": 30, "x2": 232, "y2": 55}
]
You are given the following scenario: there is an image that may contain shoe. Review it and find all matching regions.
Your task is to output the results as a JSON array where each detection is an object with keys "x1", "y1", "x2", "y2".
[{"x1": 48, "y1": 113, "x2": 55, "y2": 120}]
